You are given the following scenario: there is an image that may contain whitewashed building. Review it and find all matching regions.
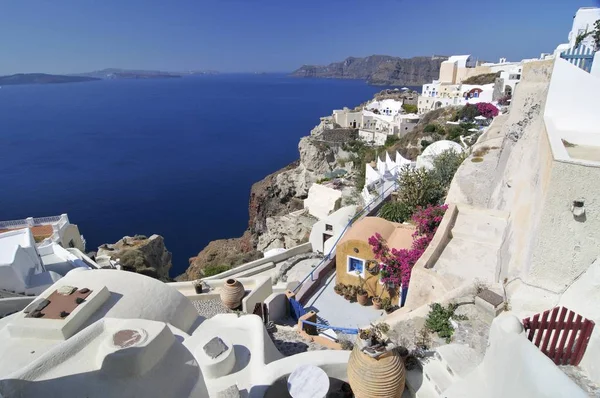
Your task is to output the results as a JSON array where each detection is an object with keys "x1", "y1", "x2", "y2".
[
  {"x1": 0, "y1": 228, "x2": 97, "y2": 295},
  {"x1": 555, "y1": 7, "x2": 600, "y2": 55},
  {"x1": 0, "y1": 214, "x2": 86, "y2": 252}
]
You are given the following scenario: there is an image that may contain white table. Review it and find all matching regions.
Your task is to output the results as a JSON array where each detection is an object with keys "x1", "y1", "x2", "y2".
[{"x1": 287, "y1": 364, "x2": 330, "y2": 398}]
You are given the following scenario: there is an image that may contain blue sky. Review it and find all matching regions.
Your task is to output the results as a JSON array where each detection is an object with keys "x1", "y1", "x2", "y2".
[{"x1": 0, "y1": 0, "x2": 596, "y2": 74}]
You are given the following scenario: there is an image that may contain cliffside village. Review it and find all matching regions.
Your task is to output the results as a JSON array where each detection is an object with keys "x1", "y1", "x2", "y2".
[{"x1": 1, "y1": 6, "x2": 600, "y2": 398}]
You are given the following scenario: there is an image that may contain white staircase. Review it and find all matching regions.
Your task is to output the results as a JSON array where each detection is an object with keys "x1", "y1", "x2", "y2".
[{"x1": 405, "y1": 344, "x2": 481, "y2": 397}]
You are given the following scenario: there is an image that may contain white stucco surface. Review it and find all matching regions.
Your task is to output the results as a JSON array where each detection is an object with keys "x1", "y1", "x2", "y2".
[
  {"x1": 303, "y1": 183, "x2": 342, "y2": 220},
  {"x1": 309, "y1": 205, "x2": 357, "y2": 254},
  {"x1": 445, "y1": 314, "x2": 585, "y2": 397}
]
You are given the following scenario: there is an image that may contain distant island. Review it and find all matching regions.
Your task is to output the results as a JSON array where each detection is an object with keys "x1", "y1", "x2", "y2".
[
  {"x1": 73, "y1": 68, "x2": 219, "y2": 80},
  {"x1": 0, "y1": 73, "x2": 100, "y2": 86},
  {"x1": 291, "y1": 55, "x2": 448, "y2": 86}
]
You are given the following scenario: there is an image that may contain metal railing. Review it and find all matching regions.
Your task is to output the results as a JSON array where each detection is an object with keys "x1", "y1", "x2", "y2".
[
  {"x1": 301, "y1": 319, "x2": 359, "y2": 335},
  {"x1": 292, "y1": 180, "x2": 398, "y2": 293},
  {"x1": 0, "y1": 215, "x2": 62, "y2": 229}
]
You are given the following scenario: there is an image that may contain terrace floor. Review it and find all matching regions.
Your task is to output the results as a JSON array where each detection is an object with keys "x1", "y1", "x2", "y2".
[
  {"x1": 304, "y1": 272, "x2": 385, "y2": 331},
  {"x1": 566, "y1": 144, "x2": 600, "y2": 163}
]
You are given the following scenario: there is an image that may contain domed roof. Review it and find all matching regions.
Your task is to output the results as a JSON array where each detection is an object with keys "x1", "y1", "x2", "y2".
[{"x1": 417, "y1": 140, "x2": 464, "y2": 170}]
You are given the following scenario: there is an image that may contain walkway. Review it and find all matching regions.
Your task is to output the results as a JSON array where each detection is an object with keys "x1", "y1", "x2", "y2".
[{"x1": 304, "y1": 273, "x2": 384, "y2": 331}]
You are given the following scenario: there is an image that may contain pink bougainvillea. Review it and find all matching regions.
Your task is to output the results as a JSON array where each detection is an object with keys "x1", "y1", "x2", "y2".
[
  {"x1": 475, "y1": 102, "x2": 499, "y2": 119},
  {"x1": 368, "y1": 204, "x2": 448, "y2": 288}
]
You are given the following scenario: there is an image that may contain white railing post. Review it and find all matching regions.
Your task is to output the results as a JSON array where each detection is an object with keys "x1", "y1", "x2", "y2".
[{"x1": 26, "y1": 217, "x2": 34, "y2": 227}]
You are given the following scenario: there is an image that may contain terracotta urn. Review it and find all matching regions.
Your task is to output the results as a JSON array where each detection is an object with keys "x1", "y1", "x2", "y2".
[
  {"x1": 347, "y1": 345, "x2": 405, "y2": 398},
  {"x1": 220, "y1": 278, "x2": 245, "y2": 309},
  {"x1": 357, "y1": 291, "x2": 368, "y2": 306},
  {"x1": 372, "y1": 297, "x2": 382, "y2": 310}
]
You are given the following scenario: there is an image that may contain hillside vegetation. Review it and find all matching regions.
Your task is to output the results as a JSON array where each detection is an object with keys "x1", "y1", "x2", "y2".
[{"x1": 462, "y1": 72, "x2": 499, "y2": 85}]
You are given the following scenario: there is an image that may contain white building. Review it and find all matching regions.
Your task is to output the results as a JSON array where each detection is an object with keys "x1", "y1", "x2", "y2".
[
  {"x1": 0, "y1": 228, "x2": 97, "y2": 295},
  {"x1": 555, "y1": 7, "x2": 600, "y2": 55},
  {"x1": 0, "y1": 214, "x2": 86, "y2": 252}
]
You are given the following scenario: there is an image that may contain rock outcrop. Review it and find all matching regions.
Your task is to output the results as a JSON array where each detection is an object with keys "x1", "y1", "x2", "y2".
[
  {"x1": 291, "y1": 55, "x2": 447, "y2": 86},
  {"x1": 182, "y1": 231, "x2": 261, "y2": 281},
  {"x1": 96, "y1": 235, "x2": 173, "y2": 281}
]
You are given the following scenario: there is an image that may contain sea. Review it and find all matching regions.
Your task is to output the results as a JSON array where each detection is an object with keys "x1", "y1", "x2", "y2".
[{"x1": 0, "y1": 74, "x2": 416, "y2": 277}]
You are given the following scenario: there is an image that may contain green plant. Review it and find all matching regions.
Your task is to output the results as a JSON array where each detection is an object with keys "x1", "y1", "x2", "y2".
[
  {"x1": 385, "y1": 135, "x2": 400, "y2": 147},
  {"x1": 414, "y1": 327, "x2": 432, "y2": 350},
  {"x1": 424, "y1": 124, "x2": 442, "y2": 133},
  {"x1": 381, "y1": 297, "x2": 391, "y2": 310},
  {"x1": 402, "y1": 103, "x2": 418, "y2": 114},
  {"x1": 421, "y1": 139, "x2": 431, "y2": 149},
  {"x1": 316, "y1": 177, "x2": 331, "y2": 184},
  {"x1": 431, "y1": 149, "x2": 467, "y2": 189},
  {"x1": 202, "y1": 264, "x2": 232, "y2": 277},
  {"x1": 445, "y1": 125, "x2": 464, "y2": 142},
  {"x1": 379, "y1": 200, "x2": 412, "y2": 223},
  {"x1": 339, "y1": 339, "x2": 354, "y2": 350},
  {"x1": 396, "y1": 166, "x2": 445, "y2": 214},
  {"x1": 425, "y1": 303, "x2": 467, "y2": 343},
  {"x1": 457, "y1": 104, "x2": 480, "y2": 121}
]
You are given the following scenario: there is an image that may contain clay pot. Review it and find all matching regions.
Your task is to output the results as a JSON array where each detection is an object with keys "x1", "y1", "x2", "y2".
[
  {"x1": 220, "y1": 278, "x2": 245, "y2": 309},
  {"x1": 372, "y1": 297, "x2": 382, "y2": 310},
  {"x1": 347, "y1": 344, "x2": 405, "y2": 398},
  {"x1": 357, "y1": 291, "x2": 368, "y2": 306}
]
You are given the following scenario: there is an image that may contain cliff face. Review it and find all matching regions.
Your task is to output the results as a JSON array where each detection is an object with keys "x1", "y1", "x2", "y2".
[
  {"x1": 97, "y1": 235, "x2": 173, "y2": 281},
  {"x1": 291, "y1": 55, "x2": 446, "y2": 86},
  {"x1": 181, "y1": 124, "x2": 354, "y2": 280}
]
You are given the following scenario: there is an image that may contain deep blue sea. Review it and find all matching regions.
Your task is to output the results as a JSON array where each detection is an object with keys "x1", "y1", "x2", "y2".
[{"x1": 0, "y1": 74, "x2": 408, "y2": 276}]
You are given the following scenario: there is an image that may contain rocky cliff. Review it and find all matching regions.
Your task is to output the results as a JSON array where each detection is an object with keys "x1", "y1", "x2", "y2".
[
  {"x1": 181, "y1": 123, "x2": 356, "y2": 280},
  {"x1": 96, "y1": 235, "x2": 173, "y2": 281},
  {"x1": 291, "y1": 55, "x2": 447, "y2": 86}
]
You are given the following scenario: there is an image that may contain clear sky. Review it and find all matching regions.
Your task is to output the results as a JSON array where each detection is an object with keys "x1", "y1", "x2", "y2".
[{"x1": 0, "y1": 0, "x2": 597, "y2": 75}]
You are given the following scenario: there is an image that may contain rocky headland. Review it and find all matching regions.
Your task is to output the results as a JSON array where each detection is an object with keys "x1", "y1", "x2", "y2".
[
  {"x1": 291, "y1": 55, "x2": 447, "y2": 86},
  {"x1": 96, "y1": 235, "x2": 173, "y2": 282}
]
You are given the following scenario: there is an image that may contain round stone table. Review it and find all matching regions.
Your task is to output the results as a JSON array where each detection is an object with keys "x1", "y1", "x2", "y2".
[{"x1": 287, "y1": 364, "x2": 330, "y2": 398}]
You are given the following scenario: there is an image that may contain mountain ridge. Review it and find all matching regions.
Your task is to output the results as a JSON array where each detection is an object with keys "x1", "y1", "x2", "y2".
[{"x1": 291, "y1": 55, "x2": 448, "y2": 86}]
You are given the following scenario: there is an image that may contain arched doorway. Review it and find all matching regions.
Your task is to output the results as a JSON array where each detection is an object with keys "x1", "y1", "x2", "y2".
[{"x1": 504, "y1": 85, "x2": 513, "y2": 97}]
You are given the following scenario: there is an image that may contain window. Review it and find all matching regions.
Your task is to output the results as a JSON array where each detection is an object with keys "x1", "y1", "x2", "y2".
[
  {"x1": 347, "y1": 256, "x2": 365, "y2": 277},
  {"x1": 325, "y1": 224, "x2": 333, "y2": 231}
]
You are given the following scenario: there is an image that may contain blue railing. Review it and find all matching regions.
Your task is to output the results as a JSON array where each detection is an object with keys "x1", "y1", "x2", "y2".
[
  {"x1": 301, "y1": 319, "x2": 359, "y2": 335},
  {"x1": 292, "y1": 178, "x2": 399, "y2": 293}
]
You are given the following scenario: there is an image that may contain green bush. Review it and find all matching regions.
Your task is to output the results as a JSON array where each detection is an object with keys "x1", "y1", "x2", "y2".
[
  {"x1": 457, "y1": 104, "x2": 480, "y2": 121},
  {"x1": 385, "y1": 135, "x2": 400, "y2": 147},
  {"x1": 421, "y1": 140, "x2": 431, "y2": 149},
  {"x1": 396, "y1": 166, "x2": 445, "y2": 214},
  {"x1": 423, "y1": 124, "x2": 440, "y2": 133},
  {"x1": 431, "y1": 149, "x2": 467, "y2": 189},
  {"x1": 425, "y1": 303, "x2": 467, "y2": 343},
  {"x1": 203, "y1": 264, "x2": 232, "y2": 277},
  {"x1": 445, "y1": 126, "x2": 464, "y2": 142},
  {"x1": 379, "y1": 201, "x2": 412, "y2": 223},
  {"x1": 119, "y1": 250, "x2": 146, "y2": 269},
  {"x1": 402, "y1": 103, "x2": 418, "y2": 114}
]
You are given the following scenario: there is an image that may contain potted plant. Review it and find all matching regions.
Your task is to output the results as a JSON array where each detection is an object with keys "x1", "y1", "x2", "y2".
[
  {"x1": 343, "y1": 285, "x2": 355, "y2": 301},
  {"x1": 347, "y1": 322, "x2": 405, "y2": 398},
  {"x1": 372, "y1": 296, "x2": 382, "y2": 310},
  {"x1": 193, "y1": 280, "x2": 204, "y2": 294},
  {"x1": 334, "y1": 283, "x2": 345, "y2": 296},
  {"x1": 381, "y1": 297, "x2": 391, "y2": 312},
  {"x1": 358, "y1": 328, "x2": 372, "y2": 348},
  {"x1": 356, "y1": 272, "x2": 369, "y2": 306}
]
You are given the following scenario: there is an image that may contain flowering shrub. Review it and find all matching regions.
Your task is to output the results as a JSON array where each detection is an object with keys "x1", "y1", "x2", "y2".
[
  {"x1": 412, "y1": 204, "x2": 448, "y2": 238},
  {"x1": 475, "y1": 102, "x2": 499, "y2": 119},
  {"x1": 368, "y1": 204, "x2": 448, "y2": 288}
]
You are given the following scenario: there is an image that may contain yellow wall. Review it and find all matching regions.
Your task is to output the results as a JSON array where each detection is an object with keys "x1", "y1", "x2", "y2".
[
  {"x1": 439, "y1": 62, "x2": 457, "y2": 83},
  {"x1": 335, "y1": 239, "x2": 399, "y2": 304}
]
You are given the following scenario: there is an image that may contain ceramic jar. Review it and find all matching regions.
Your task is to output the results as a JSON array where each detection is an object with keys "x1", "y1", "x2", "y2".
[
  {"x1": 347, "y1": 344, "x2": 405, "y2": 398},
  {"x1": 220, "y1": 278, "x2": 245, "y2": 309}
]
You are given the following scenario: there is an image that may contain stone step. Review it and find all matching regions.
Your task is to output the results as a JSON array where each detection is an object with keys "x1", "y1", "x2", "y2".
[
  {"x1": 450, "y1": 213, "x2": 506, "y2": 246},
  {"x1": 422, "y1": 359, "x2": 454, "y2": 395},
  {"x1": 231, "y1": 262, "x2": 275, "y2": 278},
  {"x1": 434, "y1": 344, "x2": 482, "y2": 379},
  {"x1": 405, "y1": 367, "x2": 439, "y2": 398},
  {"x1": 434, "y1": 238, "x2": 498, "y2": 282}
]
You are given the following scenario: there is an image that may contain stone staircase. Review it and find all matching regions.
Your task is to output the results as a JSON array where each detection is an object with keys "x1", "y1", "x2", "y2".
[
  {"x1": 405, "y1": 344, "x2": 481, "y2": 398},
  {"x1": 433, "y1": 206, "x2": 508, "y2": 283}
]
